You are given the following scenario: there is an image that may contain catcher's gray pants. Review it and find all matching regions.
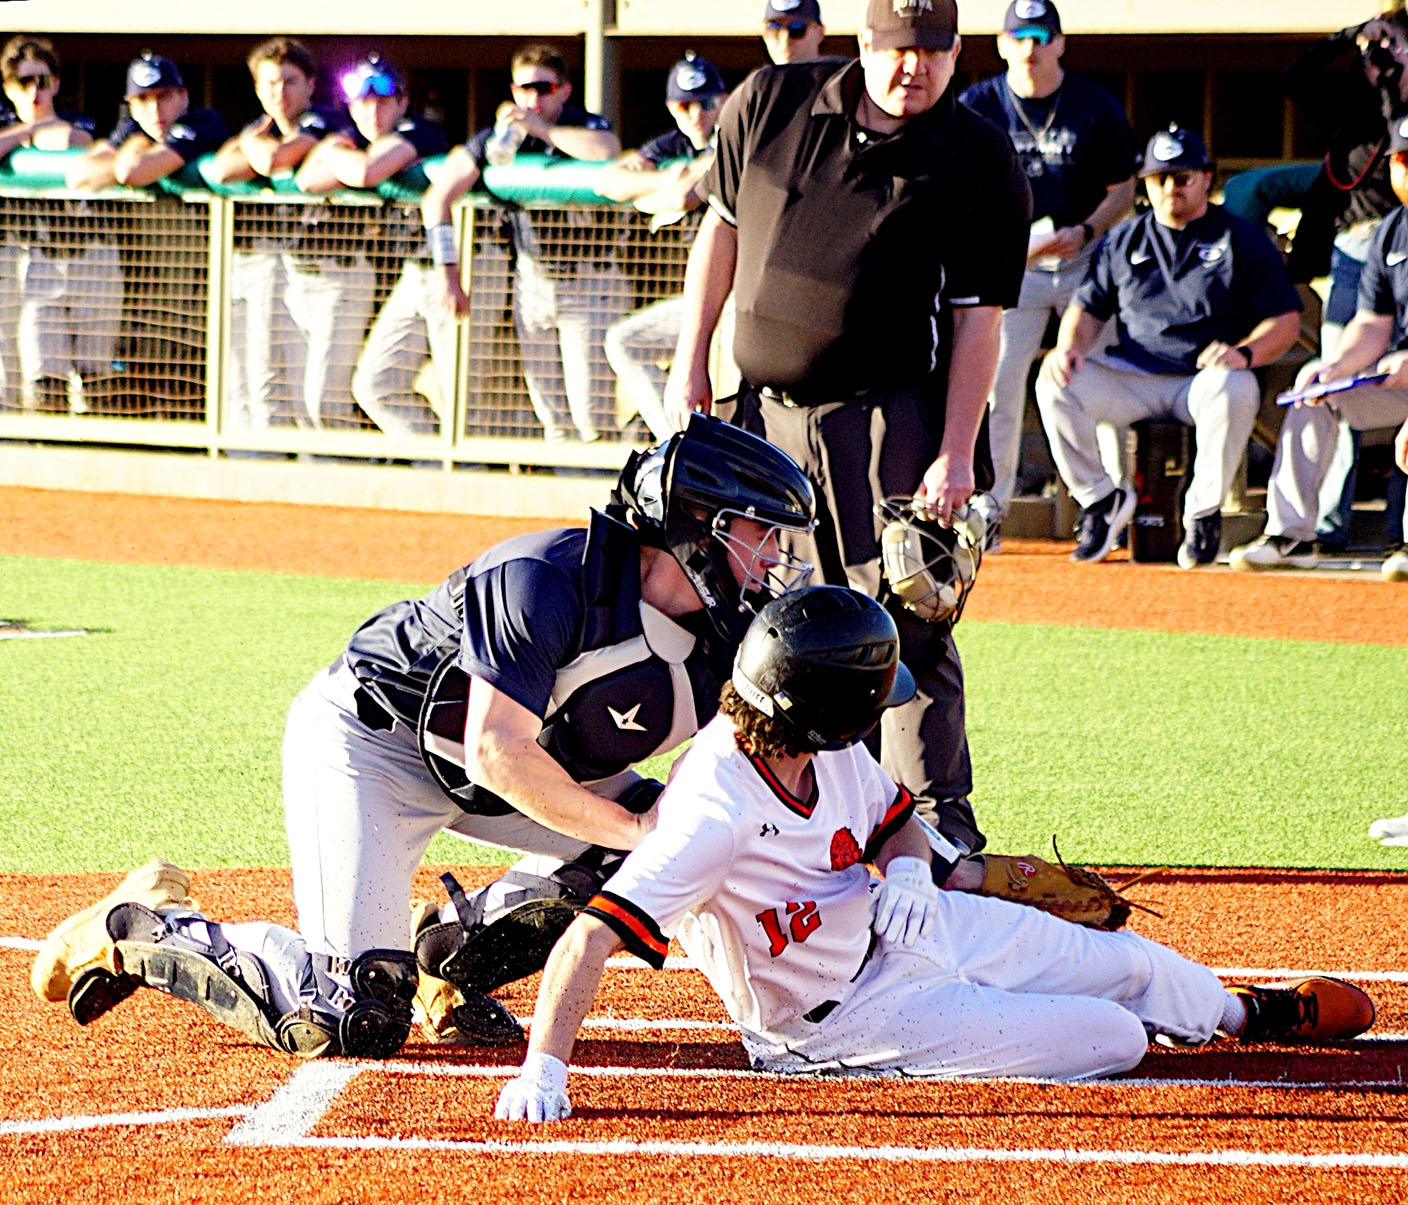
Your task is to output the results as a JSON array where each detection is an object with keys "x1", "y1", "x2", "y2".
[
  {"x1": 1036, "y1": 355, "x2": 1260, "y2": 524},
  {"x1": 282, "y1": 660, "x2": 598, "y2": 960},
  {"x1": 351, "y1": 260, "x2": 457, "y2": 438},
  {"x1": 282, "y1": 253, "x2": 374, "y2": 428},
  {"x1": 17, "y1": 242, "x2": 122, "y2": 404},
  {"x1": 1266, "y1": 360, "x2": 1408, "y2": 543},
  {"x1": 739, "y1": 387, "x2": 980, "y2": 853},
  {"x1": 513, "y1": 258, "x2": 628, "y2": 441},
  {"x1": 747, "y1": 888, "x2": 1227, "y2": 1079},
  {"x1": 227, "y1": 248, "x2": 294, "y2": 430},
  {"x1": 986, "y1": 249, "x2": 1093, "y2": 512}
]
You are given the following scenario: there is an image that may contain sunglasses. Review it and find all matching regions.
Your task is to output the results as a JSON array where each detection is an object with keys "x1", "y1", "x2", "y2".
[
  {"x1": 1148, "y1": 170, "x2": 1199, "y2": 188},
  {"x1": 10, "y1": 71, "x2": 54, "y2": 90},
  {"x1": 342, "y1": 69, "x2": 400, "y2": 100},
  {"x1": 768, "y1": 20, "x2": 811, "y2": 39},
  {"x1": 512, "y1": 79, "x2": 563, "y2": 96}
]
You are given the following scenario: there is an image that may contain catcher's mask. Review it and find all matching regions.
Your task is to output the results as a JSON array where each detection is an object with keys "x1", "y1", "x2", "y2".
[
  {"x1": 613, "y1": 413, "x2": 817, "y2": 643},
  {"x1": 732, "y1": 585, "x2": 916, "y2": 752},
  {"x1": 875, "y1": 495, "x2": 986, "y2": 626}
]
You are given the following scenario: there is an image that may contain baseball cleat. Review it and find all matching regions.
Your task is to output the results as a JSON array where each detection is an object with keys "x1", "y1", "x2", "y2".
[
  {"x1": 1176, "y1": 514, "x2": 1221, "y2": 569},
  {"x1": 1230, "y1": 977, "x2": 1375, "y2": 1043},
  {"x1": 1227, "y1": 534, "x2": 1317, "y2": 571},
  {"x1": 1368, "y1": 812, "x2": 1408, "y2": 846},
  {"x1": 31, "y1": 858, "x2": 194, "y2": 1007},
  {"x1": 1383, "y1": 550, "x2": 1408, "y2": 582}
]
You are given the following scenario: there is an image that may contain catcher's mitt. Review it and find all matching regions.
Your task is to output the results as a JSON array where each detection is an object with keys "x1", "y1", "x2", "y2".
[{"x1": 977, "y1": 841, "x2": 1159, "y2": 931}]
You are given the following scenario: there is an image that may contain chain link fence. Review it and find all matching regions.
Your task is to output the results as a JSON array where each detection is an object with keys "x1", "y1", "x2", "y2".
[{"x1": 0, "y1": 186, "x2": 703, "y2": 465}]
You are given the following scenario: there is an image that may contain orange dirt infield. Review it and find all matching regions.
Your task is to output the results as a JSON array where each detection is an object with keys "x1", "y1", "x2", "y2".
[{"x1": 3, "y1": 486, "x2": 1407, "y2": 1202}]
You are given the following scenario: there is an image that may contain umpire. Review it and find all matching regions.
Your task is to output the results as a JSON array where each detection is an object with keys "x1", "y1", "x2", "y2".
[{"x1": 664, "y1": 0, "x2": 1031, "y2": 852}]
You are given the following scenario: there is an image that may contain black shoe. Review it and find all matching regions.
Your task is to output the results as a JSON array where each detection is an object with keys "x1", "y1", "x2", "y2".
[
  {"x1": 1177, "y1": 513, "x2": 1222, "y2": 568},
  {"x1": 1072, "y1": 487, "x2": 1136, "y2": 563}
]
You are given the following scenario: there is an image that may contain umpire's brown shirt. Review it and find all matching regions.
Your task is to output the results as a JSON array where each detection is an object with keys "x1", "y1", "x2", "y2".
[{"x1": 705, "y1": 59, "x2": 1031, "y2": 398}]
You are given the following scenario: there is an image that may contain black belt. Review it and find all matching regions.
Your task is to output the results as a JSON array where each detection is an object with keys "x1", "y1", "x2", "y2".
[
  {"x1": 756, "y1": 384, "x2": 871, "y2": 409},
  {"x1": 353, "y1": 685, "x2": 396, "y2": 731},
  {"x1": 288, "y1": 254, "x2": 359, "y2": 272}
]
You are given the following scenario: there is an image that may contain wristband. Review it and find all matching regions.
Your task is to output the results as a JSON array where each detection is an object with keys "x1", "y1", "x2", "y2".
[
  {"x1": 1079, "y1": 221, "x2": 1095, "y2": 243},
  {"x1": 427, "y1": 223, "x2": 458, "y2": 266},
  {"x1": 1235, "y1": 344, "x2": 1253, "y2": 367}
]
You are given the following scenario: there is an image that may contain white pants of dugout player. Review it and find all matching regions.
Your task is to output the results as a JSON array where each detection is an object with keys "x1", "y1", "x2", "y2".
[
  {"x1": 513, "y1": 257, "x2": 628, "y2": 442},
  {"x1": 227, "y1": 248, "x2": 298, "y2": 431},
  {"x1": 1264, "y1": 360, "x2": 1408, "y2": 544},
  {"x1": 282, "y1": 253, "x2": 374, "y2": 428},
  {"x1": 755, "y1": 890, "x2": 1225, "y2": 1079},
  {"x1": 351, "y1": 260, "x2": 458, "y2": 438},
  {"x1": 986, "y1": 248, "x2": 1094, "y2": 514},
  {"x1": 1036, "y1": 356, "x2": 1260, "y2": 526},
  {"x1": 16, "y1": 243, "x2": 122, "y2": 412}
]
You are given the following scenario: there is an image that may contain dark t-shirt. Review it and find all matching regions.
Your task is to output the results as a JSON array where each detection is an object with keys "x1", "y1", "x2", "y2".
[
  {"x1": 106, "y1": 105, "x2": 228, "y2": 162},
  {"x1": 639, "y1": 128, "x2": 702, "y2": 166},
  {"x1": 1358, "y1": 206, "x2": 1408, "y2": 349},
  {"x1": 959, "y1": 72, "x2": 1133, "y2": 230},
  {"x1": 1076, "y1": 204, "x2": 1302, "y2": 374},
  {"x1": 706, "y1": 59, "x2": 1031, "y2": 395}
]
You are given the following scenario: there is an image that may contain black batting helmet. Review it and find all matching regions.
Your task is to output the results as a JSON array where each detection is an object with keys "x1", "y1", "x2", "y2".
[
  {"x1": 731, "y1": 586, "x2": 916, "y2": 752},
  {"x1": 614, "y1": 414, "x2": 816, "y2": 643}
]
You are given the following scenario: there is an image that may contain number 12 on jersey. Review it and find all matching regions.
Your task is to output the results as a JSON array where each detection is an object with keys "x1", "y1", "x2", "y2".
[{"x1": 756, "y1": 900, "x2": 821, "y2": 957}]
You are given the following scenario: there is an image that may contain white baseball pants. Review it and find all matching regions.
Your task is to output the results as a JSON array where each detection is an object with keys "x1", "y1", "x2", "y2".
[
  {"x1": 282, "y1": 254, "x2": 374, "y2": 428},
  {"x1": 1037, "y1": 355, "x2": 1260, "y2": 523},
  {"x1": 748, "y1": 889, "x2": 1227, "y2": 1080},
  {"x1": 1266, "y1": 359, "x2": 1408, "y2": 543}
]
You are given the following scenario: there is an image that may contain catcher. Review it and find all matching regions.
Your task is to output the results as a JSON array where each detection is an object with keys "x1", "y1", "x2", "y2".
[{"x1": 496, "y1": 587, "x2": 1376, "y2": 1119}]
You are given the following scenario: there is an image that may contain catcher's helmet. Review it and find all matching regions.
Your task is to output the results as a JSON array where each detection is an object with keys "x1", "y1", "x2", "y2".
[
  {"x1": 875, "y1": 496, "x2": 986, "y2": 625},
  {"x1": 614, "y1": 414, "x2": 816, "y2": 642},
  {"x1": 731, "y1": 585, "x2": 916, "y2": 752}
]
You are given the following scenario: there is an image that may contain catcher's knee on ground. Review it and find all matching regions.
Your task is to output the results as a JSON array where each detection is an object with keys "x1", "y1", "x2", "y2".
[{"x1": 415, "y1": 854, "x2": 618, "y2": 997}]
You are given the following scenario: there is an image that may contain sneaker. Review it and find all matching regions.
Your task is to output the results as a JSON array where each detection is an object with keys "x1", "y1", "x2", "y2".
[
  {"x1": 1071, "y1": 487, "x2": 1136, "y2": 563},
  {"x1": 1383, "y1": 550, "x2": 1408, "y2": 582},
  {"x1": 1227, "y1": 534, "x2": 1318, "y2": 571},
  {"x1": 1177, "y1": 513, "x2": 1222, "y2": 568},
  {"x1": 1368, "y1": 812, "x2": 1408, "y2": 845},
  {"x1": 1229, "y1": 977, "x2": 1375, "y2": 1043}
]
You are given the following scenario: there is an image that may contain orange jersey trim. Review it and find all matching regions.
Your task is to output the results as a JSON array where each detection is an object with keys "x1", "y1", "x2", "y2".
[
  {"x1": 862, "y1": 784, "x2": 916, "y2": 862},
  {"x1": 585, "y1": 891, "x2": 669, "y2": 968}
]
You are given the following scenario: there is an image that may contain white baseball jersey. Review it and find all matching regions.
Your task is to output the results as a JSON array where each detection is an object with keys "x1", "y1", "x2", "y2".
[
  {"x1": 588, "y1": 715, "x2": 1233, "y2": 1080},
  {"x1": 585, "y1": 715, "x2": 913, "y2": 1041}
]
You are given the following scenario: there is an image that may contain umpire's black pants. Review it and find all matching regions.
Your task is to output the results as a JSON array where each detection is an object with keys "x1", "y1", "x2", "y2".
[{"x1": 736, "y1": 384, "x2": 985, "y2": 853}]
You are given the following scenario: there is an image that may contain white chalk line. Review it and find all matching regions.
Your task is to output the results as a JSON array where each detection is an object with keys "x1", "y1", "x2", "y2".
[{"x1": 0, "y1": 1105, "x2": 249, "y2": 1137}]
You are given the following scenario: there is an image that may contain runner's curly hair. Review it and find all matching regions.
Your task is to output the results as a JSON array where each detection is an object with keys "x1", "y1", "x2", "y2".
[{"x1": 718, "y1": 680, "x2": 808, "y2": 761}]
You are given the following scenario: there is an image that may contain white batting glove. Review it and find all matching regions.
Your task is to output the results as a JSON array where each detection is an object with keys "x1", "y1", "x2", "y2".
[
  {"x1": 494, "y1": 1051, "x2": 572, "y2": 1123},
  {"x1": 872, "y1": 856, "x2": 939, "y2": 947}
]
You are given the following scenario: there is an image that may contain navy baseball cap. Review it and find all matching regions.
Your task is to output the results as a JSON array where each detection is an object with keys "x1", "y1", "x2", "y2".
[
  {"x1": 765, "y1": 0, "x2": 822, "y2": 24},
  {"x1": 125, "y1": 52, "x2": 184, "y2": 97},
  {"x1": 1390, "y1": 109, "x2": 1408, "y2": 153},
  {"x1": 666, "y1": 52, "x2": 725, "y2": 104},
  {"x1": 1004, "y1": 0, "x2": 1062, "y2": 40},
  {"x1": 341, "y1": 54, "x2": 404, "y2": 101},
  {"x1": 866, "y1": 0, "x2": 958, "y2": 51},
  {"x1": 1138, "y1": 124, "x2": 1212, "y2": 176}
]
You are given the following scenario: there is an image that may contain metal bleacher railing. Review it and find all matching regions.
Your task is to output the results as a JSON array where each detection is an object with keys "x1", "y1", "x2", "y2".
[{"x1": 0, "y1": 148, "x2": 702, "y2": 471}]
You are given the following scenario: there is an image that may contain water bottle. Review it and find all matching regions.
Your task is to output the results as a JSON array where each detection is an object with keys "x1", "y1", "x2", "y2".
[{"x1": 485, "y1": 119, "x2": 526, "y2": 166}]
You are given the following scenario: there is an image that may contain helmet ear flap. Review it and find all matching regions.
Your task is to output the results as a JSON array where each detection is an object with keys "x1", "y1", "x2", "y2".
[{"x1": 876, "y1": 496, "x2": 985, "y2": 625}]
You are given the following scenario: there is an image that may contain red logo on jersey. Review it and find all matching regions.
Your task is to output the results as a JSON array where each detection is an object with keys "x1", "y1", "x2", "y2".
[{"x1": 829, "y1": 828, "x2": 863, "y2": 870}]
